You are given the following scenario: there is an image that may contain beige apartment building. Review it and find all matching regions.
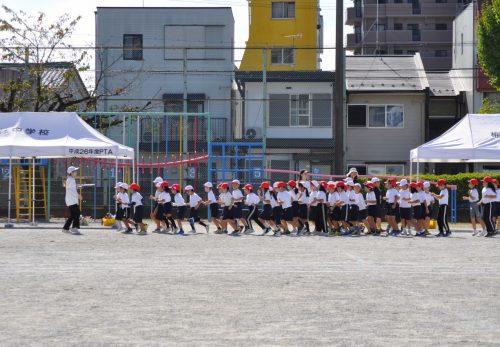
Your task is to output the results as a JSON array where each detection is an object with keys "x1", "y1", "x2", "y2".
[{"x1": 346, "y1": 0, "x2": 471, "y2": 71}]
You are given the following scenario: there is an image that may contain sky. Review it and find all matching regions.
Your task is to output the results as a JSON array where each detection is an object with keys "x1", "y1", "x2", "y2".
[{"x1": 2, "y1": 0, "x2": 353, "y2": 73}]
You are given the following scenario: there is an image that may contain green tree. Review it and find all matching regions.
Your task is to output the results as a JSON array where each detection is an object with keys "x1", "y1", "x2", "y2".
[
  {"x1": 0, "y1": 6, "x2": 147, "y2": 120},
  {"x1": 479, "y1": 96, "x2": 500, "y2": 114},
  {"x1": 477, "y1": 0, "x2": 500, "y2": 91}
]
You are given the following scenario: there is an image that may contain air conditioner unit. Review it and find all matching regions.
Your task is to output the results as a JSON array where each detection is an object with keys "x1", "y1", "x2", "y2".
[{"x1": 245, "y1": 127, "x2": 262, "y2": 140}]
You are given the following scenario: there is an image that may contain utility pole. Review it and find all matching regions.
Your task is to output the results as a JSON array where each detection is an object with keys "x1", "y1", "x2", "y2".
[{"x1": 334, "y1": 0, "x2": 345, "y2": 175}]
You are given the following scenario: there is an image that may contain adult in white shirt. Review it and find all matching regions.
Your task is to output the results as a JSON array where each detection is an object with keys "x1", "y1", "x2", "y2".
[
  {"x1": 62, "y1": 166, "x2": 82, "y2": 234},
  {"x1": 431, "y1": 179, "x2": 450, "y2": 236},
  {"x1": 480, "y1": 177, "x2": 497, "y2": 236}
]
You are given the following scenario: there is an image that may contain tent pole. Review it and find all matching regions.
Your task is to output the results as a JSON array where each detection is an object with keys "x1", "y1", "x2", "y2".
[
  {"x1": 416, "y1": 158, "x2": 420, "y2": 180},
  {"x1": 30, "y1": 157, "x2": 37, "y2": 226},
  {"x1": 132, "y1": 157, "x2": 136, "y2": 184},
  {"x1": 409, "y1": 160, "x2": 412, "y2": 183},
  {"x1": 115, "y1": 156, "x2": 118, "y2": 191},
  {"x1": 5, "y1": 157, "x2": 14, "y2": 228}
]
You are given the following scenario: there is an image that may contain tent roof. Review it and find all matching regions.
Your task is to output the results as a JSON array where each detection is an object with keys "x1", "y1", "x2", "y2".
[
  {"x1": 410, "y1": 114, "x2": 500, "y2": 163},
  {"x1": 0, "y1": 112, "x2": 134, "y2": 159}
]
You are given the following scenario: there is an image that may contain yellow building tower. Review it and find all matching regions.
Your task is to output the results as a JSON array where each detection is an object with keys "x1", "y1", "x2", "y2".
[{"x1": 240, "y1": 0, "x2": 322, "y2": 71}]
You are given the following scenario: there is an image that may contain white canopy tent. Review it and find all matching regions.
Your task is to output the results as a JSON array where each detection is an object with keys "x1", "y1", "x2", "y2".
[
  {"x1": 0, "y1": 112, "x2": 135, "y2": 227},
  {"x1": 410, "y1": 114, "x2": 500, "y2": 177}
]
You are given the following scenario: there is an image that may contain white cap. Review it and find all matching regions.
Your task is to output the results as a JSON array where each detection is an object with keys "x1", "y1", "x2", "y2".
[
  {"x1": 346, "y1": 167, "x2": 358, "y2": 176},
  {"x1": 153, "y1": 177, "x2": 163, "y2": 184},
  {"x1": 311, "y1": 180, "x2": 319, "y2": 187},
  {"x1": 203, "y1": 182, "x2": 213, "y2": 188},
  {"x1": 423, "y1": 181, "x2": 431, "y2": 188},
  {"x1": 399, "y1": 179, "x2": 408, "y2": 186},
  {"x1": 231, "y1": 179, "x2": 240, "y2": 185},
  {"x1": 371, "y1": 177, "x2": 380, "y2": 183},
  {"x1": 347, "y1": 181, "x2": 355, "y2": 187},
  {"x1": 67, "y1": 166, "x2": 79, "y2": 174},
  {"x1": 120, "y1": 183, "x2": 129, "y2": 190},
  {"x1": 273, "y1": 182, "x2": 279, "y2": 188},
  {"x1": 114, "y1": 181, "x2": 123, "y2": 189},
  {"x1": 184, "y1": 185, "x2": 194, "y2": 191},
  {"x1": 354, "y1": 183, "x2": 362, "y2": 188},
  {"x1": 155, "y1": 182, "x2": 162, "y2": 188}
]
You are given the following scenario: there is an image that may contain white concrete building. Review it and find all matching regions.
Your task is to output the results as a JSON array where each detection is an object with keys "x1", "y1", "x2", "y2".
[{"x1": 95, "y1": 7, "x2": 235, "y2": 145}]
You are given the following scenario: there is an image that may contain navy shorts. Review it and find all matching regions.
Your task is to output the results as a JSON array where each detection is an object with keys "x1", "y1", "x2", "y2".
[
  {"x1": 298, "y1": 204, "x2": 308, "y2": 219},
  {"x1": 425, "y1": 203, "x2": 433, "y2": 218},
  {"x1": 331, "y1": 206, "x2": 342, "y2": 221},
  {"x1": 116, "y1": 207, "x2": 125, "y2": 221},
  {"x1": 133, "y1": 205, "x2": 143, "y2": 223},
  {"x1": 400, "y1": 207, "x2": 411, "y2": 220},
  {"x1": 494, "y1": 201, "x2": 500, "y2": 217},
  {"x1": 358, "y1": 208, "x2": 367, "y2": 222},
  {"x1": 163, "y1": 202, "x2": 173, "y2": 214},
  {"x1": 222, "y1": 206, "x2": 233, "y2": 220},
  {"x1": 233, "y1": 202, "x2": 243, "y2": 219},
  {"x1": 347, "y1": 205, "x2": 359, "y2": 222},
  {"x1": 259, "y1": 204, "x2": 273, "y2": 220},
  {"x1": 367, "y1": 205, "x2": 378, "y2": 218},
  {"x1": 210, "y1": 203, "x2": 220, "y2": 219},
  {"x1": 155, "y1": 204, "x2": 164, "y2": 220},
  {"x1": 282, "y1": 207, "x2": 293, "y2": 222},
  {"x1": 386, "y1": 202, "x2": 397, "y2": 216},
  {"x1": 176, "y1": 205, "x2": 187, "y2": 220},
  {"x1": 309, "y1": 205, "x2": 317, "y2": 221},
  {"x1": 273, "y1": 206, "x2": 282, "y2": 225},
  {"x1": 292, "y1": 201, "x2": 300, "y2": 218},
  {"x1": 412, "y1": 205, "x2": 422, "y2": 220}
]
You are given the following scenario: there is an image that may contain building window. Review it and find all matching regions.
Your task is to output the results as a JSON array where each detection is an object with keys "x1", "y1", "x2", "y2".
[
  {"x1": 394, "y1": 23, "x2": 403, "y2": 30},
  {"x1": 394, "y1": 0, "x2": 403, "y2": 3},
  {"x1": 367, "y1": 164, "x2": 404, "y2": 176},
  {"x1": 290, "y1": 94, "x2": 310, "y2": 126},
  {"x1": 435, "y1": 23, "x2": 447, "y2": 30},
  {"x1": 394, "y1": 49, "x2": 403, "y2": 55},
  {"x1": 407, "y1": 50, "x2": 418, "y2": 55},
  {"x1": 271, "y1": 48, "x2": 295, "y2": 65},
  {"x1": 348, "y1": 105, "x2": 367, "y2": 127},
  {"x1": 407, "y1": 24, "x2": 420, "y2": 41},
  {"x1": 372, "y1": 24, "x2": 386, "y2": 32},
  {"x1": 272, "y1": 2, "x2": 295, "y2": 19},
  {"x1": 435, "y1": 0, "x2": 447, "y2": 3},
  {"x1": 348, "y1": 104, "x2": 404, "y2": 128},
  {"x1": 354, "y1": 0, "x2": 362, "y2": 17},
  {"x1": 269, "y1": 94, "x2": 332, "y2": 127},
  {"x1": 435, "y1": 50, "x2": 448, "y2": 57},
  {"x1": 123, "y1": 34, "x2": 143, "y2": 60}
]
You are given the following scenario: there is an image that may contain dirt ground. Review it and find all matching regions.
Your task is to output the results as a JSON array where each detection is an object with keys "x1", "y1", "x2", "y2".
[{"x1": 0, "y1": 223, "x2": 499, "y2": 346}]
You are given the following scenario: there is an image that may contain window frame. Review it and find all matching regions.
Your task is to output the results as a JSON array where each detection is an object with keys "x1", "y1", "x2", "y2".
[
  {"x1": 347, "y1": 104, "x2": 405, "y2": 129},
  {"x1": 270, "y1": 47, "x2": 295, "y2": 65},
  {"x1": 290, "y1": 94, "x2": 311, "y2": 127},
  {"x1": 123, "y1": 34, "x2": 143, "y2": 61},
  {"x1": 271, "y1": 1, "x2": 296, "y2": 19},
  {"x1": 366, "y1": 164, "x2": 405, "y2": 176}
]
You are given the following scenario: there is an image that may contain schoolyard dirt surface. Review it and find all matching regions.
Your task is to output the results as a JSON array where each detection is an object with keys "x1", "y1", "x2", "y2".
[{"x1": 0, "y1": 223, "x2": 499, "y2": 346}]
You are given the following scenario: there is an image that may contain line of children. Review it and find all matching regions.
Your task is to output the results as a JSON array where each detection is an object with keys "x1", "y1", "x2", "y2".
[{"x1": 103, "y1": 174, "x2": 498, "y2": 238}]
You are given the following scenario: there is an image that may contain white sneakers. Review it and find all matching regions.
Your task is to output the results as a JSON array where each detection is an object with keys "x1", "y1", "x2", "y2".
[{"x1": 63, "y1": 228, "x2": 81, "y2": 235}]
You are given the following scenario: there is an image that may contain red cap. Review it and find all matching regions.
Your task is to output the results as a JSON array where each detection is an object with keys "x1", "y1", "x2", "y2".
[
  {"x1": 219, "y1": 182, "x2": 229, "y2": 189},
  {"x1": 436, "y1": 179, "x2": 446, "y2": 186},
  {"x1": 319, "y1": 181, "x2": 327, "y2": 188},
  {"x1": 243, "y1": 184, "x2": 253, "y2": 190},
  {"x1": 276, "y1": 181, "x2": 287, "y2": 188},
  {"x1": 171, "y1": 184, "x2": 180, "y2": 191},
  {"x1": 417, "y1": 181, "x2": 424, "y2": 188},
  {"x1": 336, "y1": 181, "x2": 345, "y2": 188},
  {"x1": 287, "y1": 180, "x2": 297, "y2": 187},
  {"x1": 482, "y1": 176, "x2": 493, "y2": 183},
  {"x1": 160, "y1": 181, "x2": 169, "y2": 188},
  {"x1": 260, "y1": 181, "x2": 270, "y2": 189},
  {"x1": 129, "y1": 183, "x2": 140, "y2": 191},
  {"x1": 327, "y1": 183, "x2": 336, "y2": 189},
  {"x1": 365, "y1": 182, "x2": 374, "y2": 188},
  {"x1": 410, "y1": 182, "x2": 418, "y2": 188},
  {"x1": 386, "y1": 177, "x2": 397, "y2": 187},
  {"x1": 468, "y1": 178, "x2": 479, "y2": 186}
]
